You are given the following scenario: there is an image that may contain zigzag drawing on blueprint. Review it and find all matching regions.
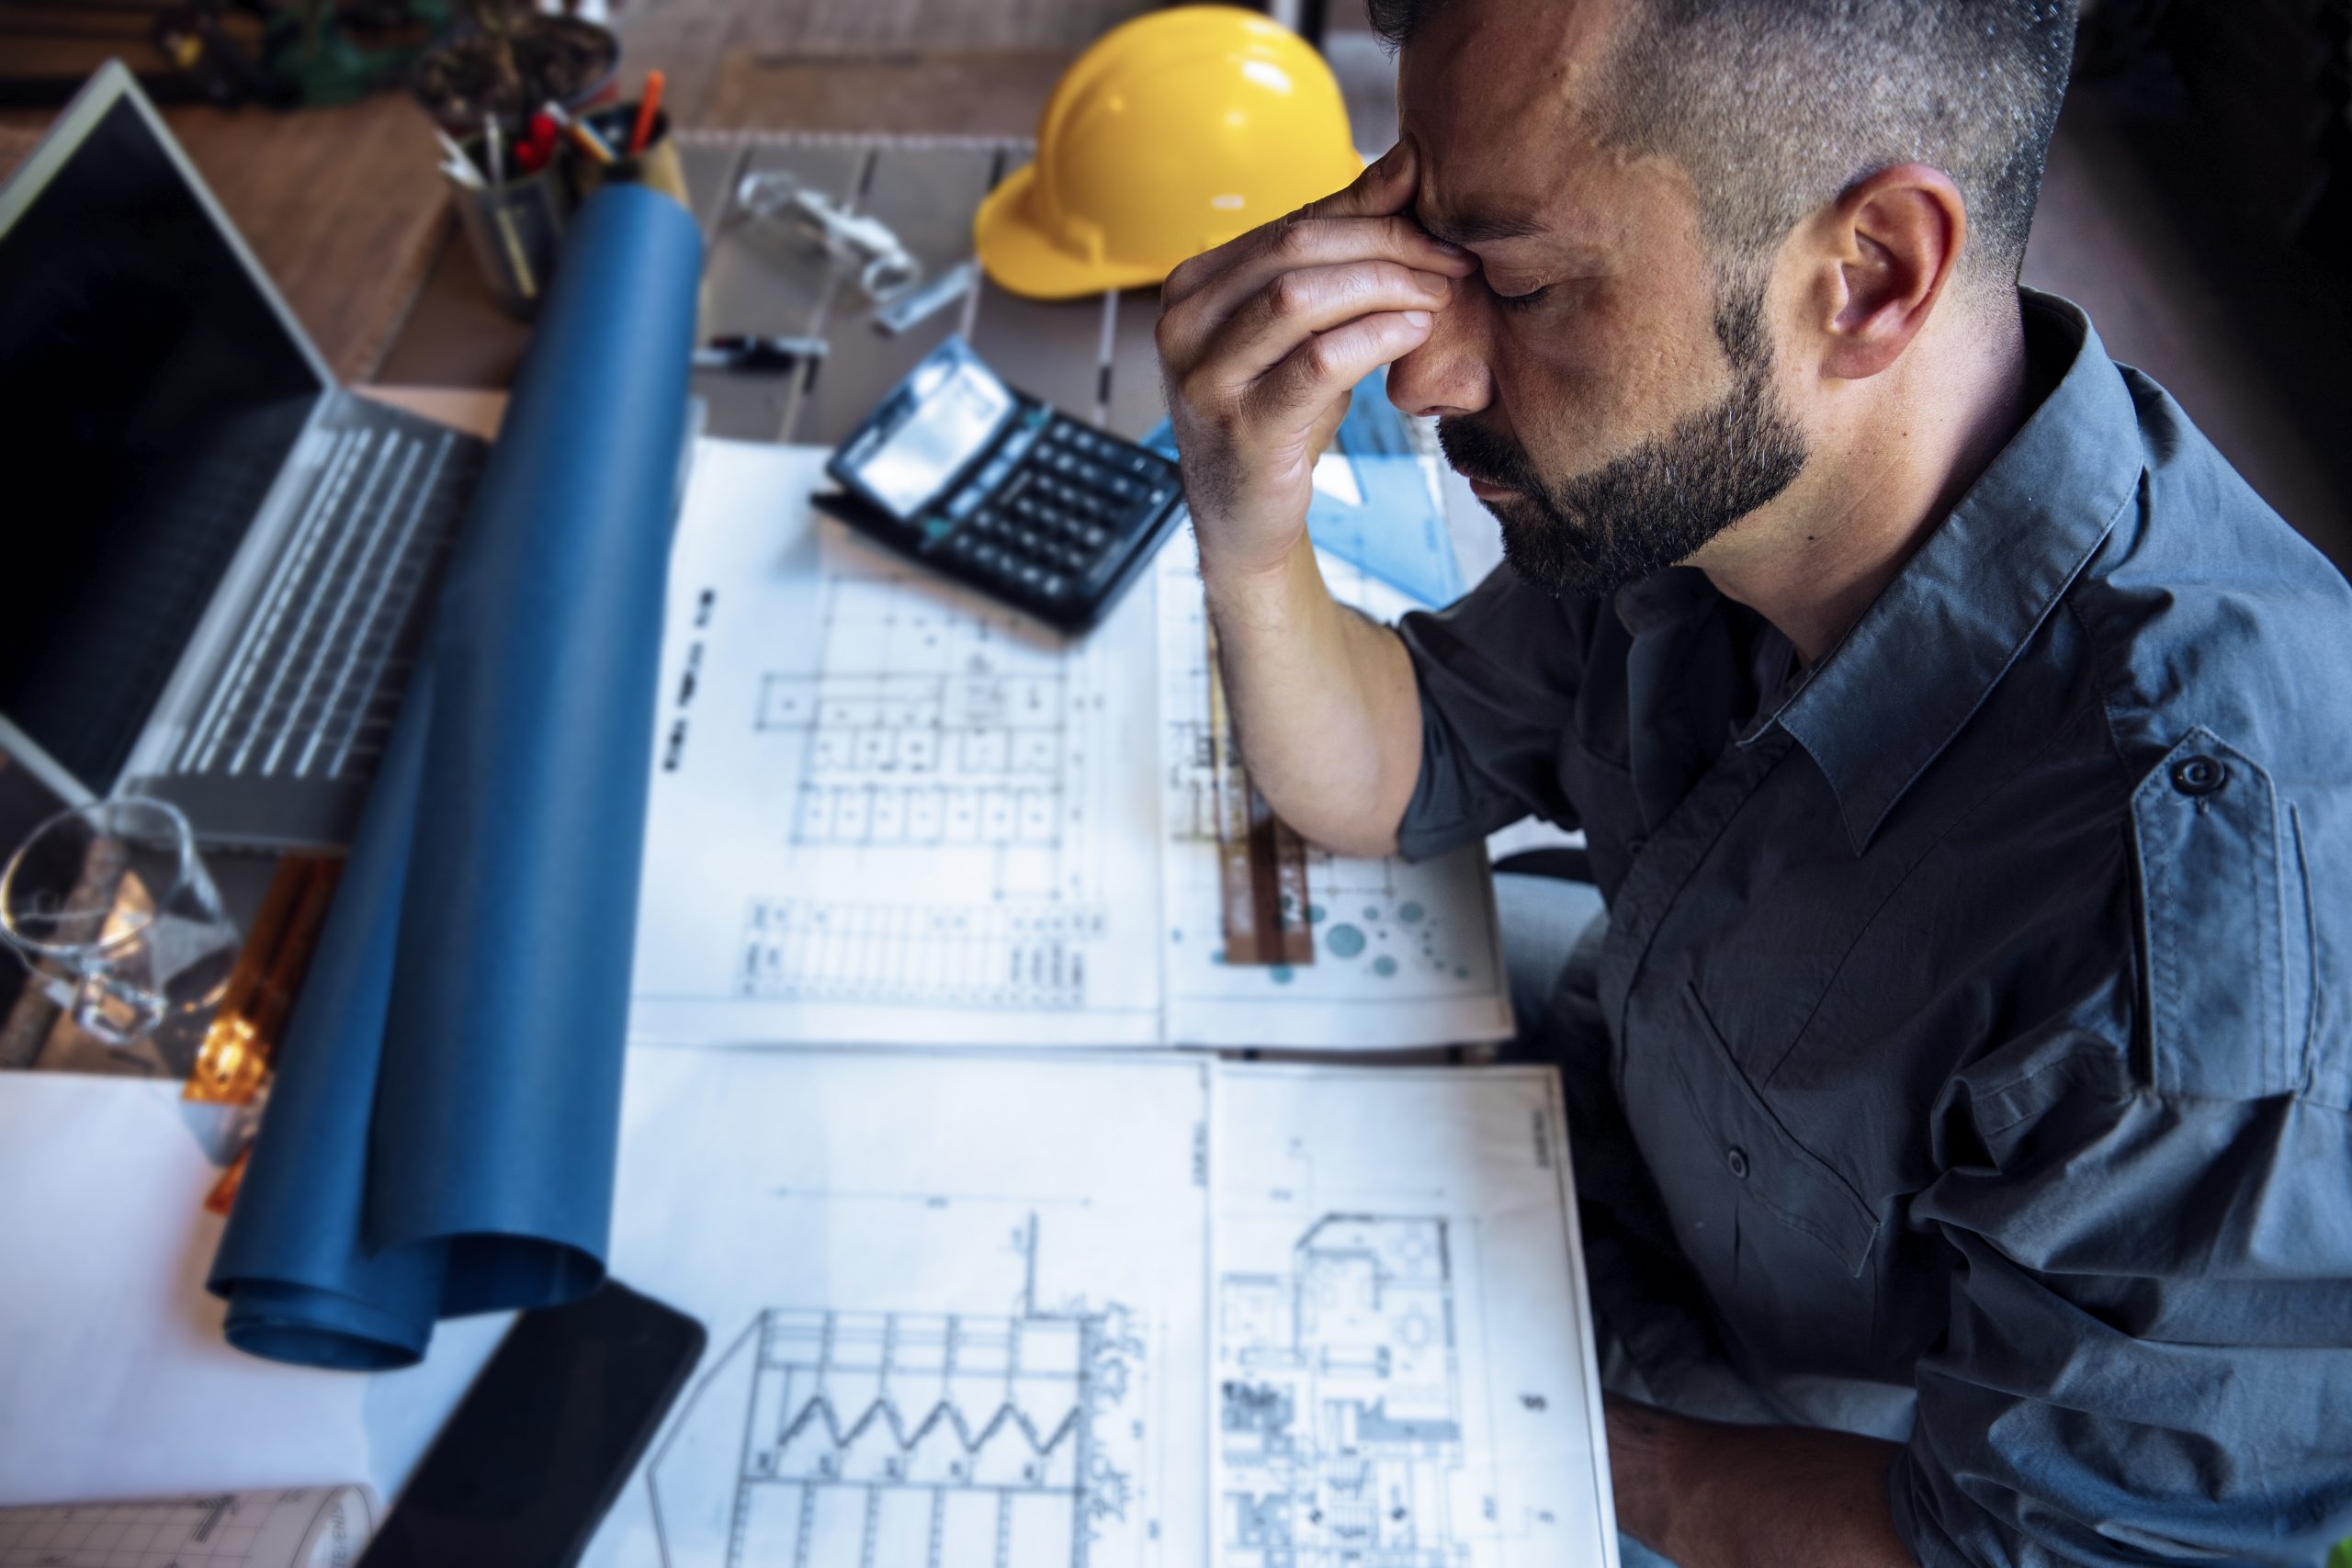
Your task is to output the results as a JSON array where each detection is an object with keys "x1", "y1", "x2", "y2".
[{"x1": 650, "y1": 1216, "x2": 1142, "y2": 1568}]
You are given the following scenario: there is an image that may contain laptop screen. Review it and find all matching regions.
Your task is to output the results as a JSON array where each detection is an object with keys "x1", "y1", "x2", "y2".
[{"x1": 0, "y1": 90, "x2": 325, "y2": 795}]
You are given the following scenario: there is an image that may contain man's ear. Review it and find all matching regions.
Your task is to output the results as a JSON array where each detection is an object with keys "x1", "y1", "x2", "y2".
[{"x1": 1798, "y1": 163, "x2": 1969, "y2": 381}]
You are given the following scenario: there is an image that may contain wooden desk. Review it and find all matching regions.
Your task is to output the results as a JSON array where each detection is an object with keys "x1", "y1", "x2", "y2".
[{"x1": 0, "y1": 22, "x2": 1125, "y2": 397}]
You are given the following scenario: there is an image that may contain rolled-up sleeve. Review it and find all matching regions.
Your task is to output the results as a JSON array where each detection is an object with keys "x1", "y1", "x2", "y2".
[
  {"x1": 1892, "y1": 1045, "x2": 2352, "y2": 1568},
  {"x1": 1391, "y1": 563, "x2": 1587, "y2": 861}
]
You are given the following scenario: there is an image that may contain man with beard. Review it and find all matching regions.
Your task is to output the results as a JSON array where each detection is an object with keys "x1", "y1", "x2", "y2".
[{"x1": 1156, "y1": 1, "x2": 2352, "y2": 1564}]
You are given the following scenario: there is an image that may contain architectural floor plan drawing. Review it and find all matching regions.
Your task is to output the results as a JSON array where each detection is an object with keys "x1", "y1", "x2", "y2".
[
  {"x1": 628, "y1": 441, "x2": 1510, "y2": 1049},
  {"x1": 629, "y1": 443, "x2": 1167, "y2": 1046},
  {"x1": 1219, "y1": 1216, "x2": 1471, "y2": 1567},
  {"x1": 647, "y1": 1219, "x2": 1146, "y2": 1568},
  {"x1": 581, "y1": 1048, "x2": 1214, "y2": 1568},
  {"x1": 732, "y1": 564, "x2": 1105, "y2": 1013},
  {"x1": 570, "y1": 1050, "x2": 1611, "y2": 1568},
  {"x1": 1214, "y1": 1066, "x2": 1619, "y2": 1568}
]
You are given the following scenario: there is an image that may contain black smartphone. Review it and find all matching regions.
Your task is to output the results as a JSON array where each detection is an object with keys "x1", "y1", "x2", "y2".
[{"x1": 361, "y1": 1280, "x2": 707, "y2": 1568}]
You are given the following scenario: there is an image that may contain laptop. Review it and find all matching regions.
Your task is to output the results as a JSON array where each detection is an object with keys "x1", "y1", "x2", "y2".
[{"x1": 0, "y1": 62, "x2": 487, "y2": 852}]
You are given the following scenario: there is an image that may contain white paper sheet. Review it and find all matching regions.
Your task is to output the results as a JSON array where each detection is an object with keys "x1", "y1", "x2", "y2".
[
  {"x1": 581, "y1": 1047, "x2": 1215, "y2": 1568},
  {"x1": 628, "y1": 440, "x2": 1511, "y2": 1049},
  {"x1": 583, "y1": 1049, "x2": 1612, "y2": 1568},
  {"x1": 1214, "y1": 1064, "x2": 1620, "y2": 1567},
  {"x1": 629, "y1": 442, "x2": 1170, "y2": 1048},
  {"x1": 0, "y1": 1074, "x2": 504, "y2": 1510},
  {"x1": 0, "y1": 1488, "x2": 372, "y2": 1568},
  {"x1": 6, "y1": 1053, "x2": 1612, "y2": 1568}
]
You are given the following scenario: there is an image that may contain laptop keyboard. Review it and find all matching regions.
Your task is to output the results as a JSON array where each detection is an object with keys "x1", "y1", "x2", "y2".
[{"x1": 173, "y1": 418, "x2": 481, "y2": 784}]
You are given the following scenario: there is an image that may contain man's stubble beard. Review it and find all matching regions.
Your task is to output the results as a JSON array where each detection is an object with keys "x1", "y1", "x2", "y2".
[{"x1": 1437, "y1": 291, "x2": 1810, "y2": 600}]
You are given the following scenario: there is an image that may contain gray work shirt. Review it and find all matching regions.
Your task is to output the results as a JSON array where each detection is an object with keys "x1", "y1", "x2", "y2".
[{"x1": 1394, "y1": 292, "x2": 2352, "y2": 1567}]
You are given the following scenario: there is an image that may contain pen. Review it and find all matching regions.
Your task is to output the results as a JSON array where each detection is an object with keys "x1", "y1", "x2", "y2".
[
  {"x1": 691, "y1": 335, "x2": 831, "y2": 372},
  {"x1": 484, "y1": 114, "x2": 505, "y2": 185},
  {"x1": 629, "y1": 70, "x2": 665, "y2": 156}
]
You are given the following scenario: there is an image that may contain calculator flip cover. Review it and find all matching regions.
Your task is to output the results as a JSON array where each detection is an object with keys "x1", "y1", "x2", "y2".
[{"x1": 819, "y1": 336, "x2": 1185, "y2": 632}]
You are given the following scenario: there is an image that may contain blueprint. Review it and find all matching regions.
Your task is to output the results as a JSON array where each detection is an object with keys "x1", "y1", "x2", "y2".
[
  {"x1": 645, "y1": 1247, "x2": 1148, "y2": 1568},
  {"x1": 629, "y1": 442, "x2": 1167, "y2": 1047},
  {"x1": 575, "y1": 1049, "x2": 1611, "y2": 1568},
  {"x1": 1214, "y1": 1066, "x2": 1619, "y2": 1568},
  {"x1": 628, "y1": 441, "x2": 1510, "y2": 1049},
  {"x1": 1155, "y1": 538, "x2": 1512, "y2": 1047},
  {"x1": 580, "y1": 1047, "x2": 1213, "y2": 1568}
]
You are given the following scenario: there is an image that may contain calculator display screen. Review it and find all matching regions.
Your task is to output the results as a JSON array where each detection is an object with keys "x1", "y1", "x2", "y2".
[{"x1": 854, "y1": 355, "x2": 1014, "y2": 516}]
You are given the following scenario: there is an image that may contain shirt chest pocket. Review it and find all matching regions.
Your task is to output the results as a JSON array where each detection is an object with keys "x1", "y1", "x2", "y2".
[{"x1": 1623, "y1": 981, "x2": 1886, "y2": 1378}]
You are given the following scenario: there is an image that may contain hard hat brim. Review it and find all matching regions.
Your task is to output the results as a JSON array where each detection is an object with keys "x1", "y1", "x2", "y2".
[{"x1": 974, "y1": 162, "x2": 1175, "y2": 300}]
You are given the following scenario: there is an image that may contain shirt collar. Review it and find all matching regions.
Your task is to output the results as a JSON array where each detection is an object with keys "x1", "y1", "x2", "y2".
[{"x1": 1742, "y1": 290, "x2": 2143, "y2": 854}]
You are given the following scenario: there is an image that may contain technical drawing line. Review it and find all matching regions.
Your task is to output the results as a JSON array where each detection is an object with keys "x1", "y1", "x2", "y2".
[
  {"x1": 645, "y1": 1215, "x2": 1144, "y2": 1568},
  {"x1": 771, "y1": 1396, "x2": 1084, "y2": 1461},
  {"x1": 769, "y1": 1187, "x2": 1094, "y2": 1209}
]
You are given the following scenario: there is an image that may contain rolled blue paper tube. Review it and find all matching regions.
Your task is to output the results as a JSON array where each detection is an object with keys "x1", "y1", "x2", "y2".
[
  {"x1": 209, "y1": 663, "x2": 445, "y2": 1369},
  {"x1": 209, "y1": 185, "x2": 704, "y2": 1369}
]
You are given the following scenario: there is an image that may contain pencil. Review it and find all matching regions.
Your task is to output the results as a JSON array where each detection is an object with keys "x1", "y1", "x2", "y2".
[
  {"x1": 629, "y1": 70, "x2": 665, "y2": 157},
  {"x1": 546, "y1": 101, "x2": 616, "y2": 165}
]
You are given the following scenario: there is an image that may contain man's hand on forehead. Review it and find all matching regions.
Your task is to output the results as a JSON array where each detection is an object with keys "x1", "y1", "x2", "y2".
[
  {"x1": 1156, "y1": 140, "x2": 1476, "y2": 581},
  {"x1": 1159, "y1": 140, "x2": 1476, "y2": 368}
]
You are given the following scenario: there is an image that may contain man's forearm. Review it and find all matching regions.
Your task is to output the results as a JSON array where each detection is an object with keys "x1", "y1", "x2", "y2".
[
  {"x1": 1202, "y1": 531, "x2": 1424, "y2": 858},
  {"x1": 1608, "y1": 1396, "x2": 1917, "y2": 1568}
]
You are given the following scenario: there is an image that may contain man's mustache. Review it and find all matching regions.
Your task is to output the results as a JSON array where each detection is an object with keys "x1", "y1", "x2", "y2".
[{"x1": 1438, "y1": 413, "x2": 1542, "y2": 493}]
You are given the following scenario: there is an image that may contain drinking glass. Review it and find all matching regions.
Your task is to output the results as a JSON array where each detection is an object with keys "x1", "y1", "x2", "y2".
[{"x1": 1, "y1": 797, "x2": 242, "y2": 1046}]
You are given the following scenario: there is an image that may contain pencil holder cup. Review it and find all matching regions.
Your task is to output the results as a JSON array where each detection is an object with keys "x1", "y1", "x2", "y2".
[
  {"x1": 570, "y1": 104, "x2": 690, "y2": 210},
  {"x1": 450, "y1": 155, "x2": 571, "y2": 321}
]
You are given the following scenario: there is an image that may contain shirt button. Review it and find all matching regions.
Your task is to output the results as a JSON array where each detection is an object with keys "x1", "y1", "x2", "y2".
[
  {"x1": 1725, "y1": 1145, "x2": 1749, "y2": 1179},
  {"x1": 2171, "y1": 755, "x2": 2228, "y2": 796}
]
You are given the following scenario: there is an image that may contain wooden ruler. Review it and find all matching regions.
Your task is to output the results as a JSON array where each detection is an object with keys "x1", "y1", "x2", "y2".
[{"x1": 1206, "y1": 622, "x2": 1314, "y2": 967}]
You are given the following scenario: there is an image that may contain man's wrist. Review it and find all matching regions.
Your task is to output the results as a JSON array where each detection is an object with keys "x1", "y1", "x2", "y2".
[{"x1": 1198, "y1": 526, "x2": 1318, "y2": 629}]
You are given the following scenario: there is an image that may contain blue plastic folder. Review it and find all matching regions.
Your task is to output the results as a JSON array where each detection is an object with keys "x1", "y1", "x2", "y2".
[{"x1": 208, "y1": 186, "x2": 704, "y2": 1370}]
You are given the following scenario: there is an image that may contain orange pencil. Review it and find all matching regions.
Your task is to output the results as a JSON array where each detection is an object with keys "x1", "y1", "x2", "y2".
[
  {"x1": 546, "y1": 100, "x2": 615, "y2": 164},
  {"x1": 629, "y1": 70, "x2": 665, "y2": 156},
  {"x1": 565, "y1": 118, "x2": 616, "y2": 164}
]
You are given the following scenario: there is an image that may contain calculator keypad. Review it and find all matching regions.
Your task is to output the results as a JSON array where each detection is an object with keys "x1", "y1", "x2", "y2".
[{"x1": 916, "y1": 415, "x2": 1180, "y2": 620}]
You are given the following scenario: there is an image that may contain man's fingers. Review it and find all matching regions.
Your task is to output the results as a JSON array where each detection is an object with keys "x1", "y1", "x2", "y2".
[
  {"x1": 1159, "y1": 216, "x2": 1470, "y2": 366},
  {"x1": 1163, "y1": 143, "x2": 1464, "y2": 311},
  {"x1": 1194, "y1": 259, "x2": 1454, "y2": 386},
  {"x1": 1246, "y1": 310, "x2": 1435, "y2": 429}
]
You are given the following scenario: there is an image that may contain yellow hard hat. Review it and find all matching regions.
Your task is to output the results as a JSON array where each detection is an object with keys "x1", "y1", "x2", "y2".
[{"x1": 975, "y1": 6, "x2": 1364, "y2": 299}]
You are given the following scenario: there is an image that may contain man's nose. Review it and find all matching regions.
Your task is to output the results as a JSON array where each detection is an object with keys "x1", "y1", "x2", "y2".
[{"x1": 1385, "y1": 292, "x2": 1493, "y2": 420}]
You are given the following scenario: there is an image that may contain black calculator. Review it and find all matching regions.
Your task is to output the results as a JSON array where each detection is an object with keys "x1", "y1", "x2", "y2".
[{"x1": 815, "y1": 336, "x2": 1186, "y2": 632}]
